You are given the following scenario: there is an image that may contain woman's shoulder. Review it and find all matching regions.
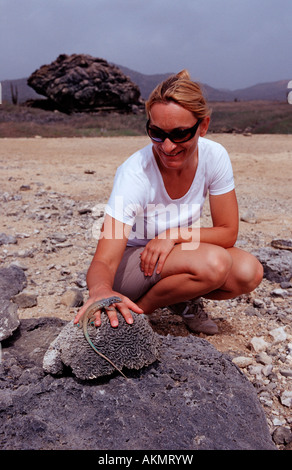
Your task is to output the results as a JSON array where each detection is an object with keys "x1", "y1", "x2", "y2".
[
  {"x1": 118, "y1": 143, "x2": 154, "y2": 173},
  {"x1": 198, "y1": 137, "x2": 230, "y2": 168},
  {"x1": 199, "y1": 136, "x2": 227, "y2": 155},
  {"x1": 108, "y1": 144, "x2": 154, "y2": 206}
]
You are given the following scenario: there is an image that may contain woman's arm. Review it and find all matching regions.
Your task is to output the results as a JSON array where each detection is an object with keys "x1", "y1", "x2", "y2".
[
  {"x1": 170, "y1": 189, "x2": 238, "y2": 247},
  {"x1": 74, "y1": 215, "x2": 143, "y2": 327},
  {"x1": 201, "y1": 189, "x2": 239, "y2": 247}
]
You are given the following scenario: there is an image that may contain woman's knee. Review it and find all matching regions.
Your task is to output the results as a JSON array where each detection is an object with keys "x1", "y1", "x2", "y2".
[
  {"x1": 245, "y1": 256, "x2": 263, "y2": 290},
  {"x1": 200, "y1": 247, "x2": 233, "y2": 286},
  {"x1": 233, "y1": 251, "x2": 263, "y2": 293}
]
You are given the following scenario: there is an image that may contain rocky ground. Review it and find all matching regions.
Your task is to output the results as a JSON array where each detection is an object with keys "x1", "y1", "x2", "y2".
[{"x1": 0, "y1": 134, "x2": 291, "y2": 449}]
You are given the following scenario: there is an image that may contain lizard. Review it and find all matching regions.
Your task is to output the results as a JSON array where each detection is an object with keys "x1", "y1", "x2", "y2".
[{"x1": 77, "y1": 295, "x2": 128, "y2": 379}]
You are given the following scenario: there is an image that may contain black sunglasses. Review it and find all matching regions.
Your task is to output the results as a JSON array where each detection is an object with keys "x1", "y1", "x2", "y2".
[{"x1": 146, "y1": 119, "x2": 201, "y2": 143}]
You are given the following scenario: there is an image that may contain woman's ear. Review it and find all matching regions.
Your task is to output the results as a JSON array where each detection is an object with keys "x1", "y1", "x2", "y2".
[{"x1": 199, "y1": 116, "x2": 210, "y2": 137}]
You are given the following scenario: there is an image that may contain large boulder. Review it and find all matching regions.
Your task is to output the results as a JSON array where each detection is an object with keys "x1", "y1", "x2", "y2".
[
  {"x1": 27, "y1": 54, "x2": 142, "y2": 113},
  {"x1": 0, "y1": 317, "x2": 276, "y2": 450}
]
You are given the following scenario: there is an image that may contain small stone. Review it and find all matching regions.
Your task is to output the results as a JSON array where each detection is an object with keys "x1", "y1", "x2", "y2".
[
  {"x1": 272, "y1": 426, "x2": 292, "y2": 445},
  {"x1": 269, "y1": 326, "x2": 287, "y2": 343},
  {"x1": 60, "y1": 268, "x2": 71, "y2": 276},
  {"x1": 259, "y1": 396, "x2": 273, "y2": 407},
  {"x1": 280, "y1": 391, "x2": 292, "y2": 408},
  {"x1": 0, "y1": 233, "x2": 17, "y2": 245},
  {"x1": 280, "y1": 281, "x2": 292, "y2": 289},
  {"x1": 12, "y1": 292, "x2": 38, "y2": 308},
  {"x1": 249, "y1": 336, "x2": 270, "y2": 352},
  {"x1": 16, "y1": 248, "x2": 35, "y2": 258},
  {"x1": 262, "y1": 364, "x2": 273, "y2": 377},
  {"x1": 78, "y1": 206, "x2": 92, "y2": 214},
  {"x1": 244, "y1": 306, "x2": 259, "y2": 317},
  {"x1": 232, "y1": 356, "x2": 254, "y2": 368},
  {"x1": 9, "y1": 261, "x2": 28, "y2": 271},
  {"x1": 60, "y1": 289, "x2": 83, "y2": 308},
  {"x1": 248, "y1": 364, "x2": 264, "y2": 378},
  {"x1": 256, "y1": 351, "x2": 273, "y2": 365},
  {"x1": 272, "y1": 417, "x2": 286, "y2": 426},
  {"x1": 271, "y1": 288, "x2": 288, "y2": 298},
  {"x1": 240, "y1": 210, "x2": 257, "y2": 224},
  {"x1": 253, "y1": 298, "x2": 265, "y2": 308},
  {"x1": 279, "y1": 369, "x2": 292, "y2": 378},
  {"x1": 266, "y1": 306, "x2": 278, "y2": 315},
  {"x1": 49, "y1": 233, "x2": 68, "y2": 243}
]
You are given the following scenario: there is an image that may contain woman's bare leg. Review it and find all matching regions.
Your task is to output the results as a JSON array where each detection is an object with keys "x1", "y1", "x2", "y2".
[
  {"x1": 137, "y1": 244, "x2": 263, "y2": 315},
  {"x1": 137, "y1": 243, "x2": 233, "y2": 315},
  {"x1": 204, "y1": 246, "x2": 263, "y2": 300}
]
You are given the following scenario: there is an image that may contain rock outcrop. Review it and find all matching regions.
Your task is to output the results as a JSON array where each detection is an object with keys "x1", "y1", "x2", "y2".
[
  {"x1": 0, "y1": 263, "x2": 277, "y2": 450},
  {"x1": 1, "y1": 317, "x2": 276, "y2": 450},
  {"x1": 27, "y1": 54, "x2": 142, "y2": 113}
]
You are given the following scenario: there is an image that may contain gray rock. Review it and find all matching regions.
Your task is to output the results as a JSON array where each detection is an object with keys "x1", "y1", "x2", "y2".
[
  {"x1": 0, "y1": 265, "x2": 27, "y2": 340},
  {"x1": 240, "y1": 210, "x2": 258, "y2": 224},
  {"x1": 49, "y1": 232, "x2": 68, "y2": 243},
  {"x1": 12, "y1": 292, "x2": 38, "y2": 308},
  {"x1": 43, "y1": 312, "x2": 161, "y2": 379},
  {"x1": 280, "y1": 390, "x2": 292, "y2": 407},
  {"x1": 60, "y1": 288, "x2": 83, "y2": 308},
  {"x1": 252, "y1": 247, "x2": 292, "y2": 283},
  {"x1": 0, "y1": 317, "x2": 276, "y2": 450},
  {"x1": 0, "y1": 265, "x2": 27, "y2": 297},
  {"x1": 279, "y1": 368, "x2": 292, "y2": 378},
  {"x1": 19, "y1": 185, "x2": 31, "y2": 191},
  {"x1": 0, "y1": 233, "x2": 17, "y2": 245},
  {"x1": 0, "y1": 300, "x2": 19, "y2": 341},
  {"x1": 271, "y1": 287, "x2": 288, "y2": 298},
  {"x1": 272, "y1": 426, "x2": 292, "y2": 445}
]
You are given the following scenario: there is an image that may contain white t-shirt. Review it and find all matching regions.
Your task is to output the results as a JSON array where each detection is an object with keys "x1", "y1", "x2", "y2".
[{"x1": 106, "y1": 137, "x2": 235, "y2": 246}]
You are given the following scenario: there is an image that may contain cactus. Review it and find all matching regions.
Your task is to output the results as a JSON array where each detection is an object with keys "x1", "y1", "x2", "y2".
[{"x1": 10, "y1": 82, "x2": 18, "y2": 105}]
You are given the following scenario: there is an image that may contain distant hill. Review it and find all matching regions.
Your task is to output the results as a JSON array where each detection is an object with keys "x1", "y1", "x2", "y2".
[
  {"x1": 232, "y1": 80, "x2": 290, "y2": 101},
  {"x1": 1, "y1": 65, "x2": 290, "y2": 104},
  {"x1": 117, "y1": 65, "x2": 290, "y2": 102},
  {"x1": 114, "y1": 65, "x2": 174, "y2": 101}
]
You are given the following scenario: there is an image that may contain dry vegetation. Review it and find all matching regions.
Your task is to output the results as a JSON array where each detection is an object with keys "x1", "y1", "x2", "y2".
[{"x1": 0, "y1": 100, "x2": 292, "y2": 138}]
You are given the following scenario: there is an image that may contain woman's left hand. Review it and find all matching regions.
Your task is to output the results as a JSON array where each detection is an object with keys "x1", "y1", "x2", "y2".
[{"x1": 140, "y1": 237, "x2": 175, "y2": 277}]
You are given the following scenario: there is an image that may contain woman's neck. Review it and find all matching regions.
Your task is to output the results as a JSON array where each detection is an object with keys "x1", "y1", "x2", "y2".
[{"x1": 154, "y1": 149, "x2": 199, "y2": 199}]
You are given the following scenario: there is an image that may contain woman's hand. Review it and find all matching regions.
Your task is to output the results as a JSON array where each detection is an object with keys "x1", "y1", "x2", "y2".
[
  {"x1": 140, "y1": 236, "x2": 176, "y2": 277},
  {"x1": 74, "y1": 291, "x2": 144, "y2": 328}
]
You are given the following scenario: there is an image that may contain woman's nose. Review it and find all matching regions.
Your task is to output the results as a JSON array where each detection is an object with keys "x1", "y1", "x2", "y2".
[{"x1": 161, "y1": 138, "x2": 177, "y2": 152}]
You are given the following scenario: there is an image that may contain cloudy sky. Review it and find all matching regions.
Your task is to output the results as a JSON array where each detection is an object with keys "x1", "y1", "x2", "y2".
[{"x1": 1, "y1": 0, "x2": 291, "y2": 90}]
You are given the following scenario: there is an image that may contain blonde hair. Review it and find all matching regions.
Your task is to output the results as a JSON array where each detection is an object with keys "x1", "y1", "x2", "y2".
[{"x1": 146, "y1": 69, "x2": 211, "y2": 120}]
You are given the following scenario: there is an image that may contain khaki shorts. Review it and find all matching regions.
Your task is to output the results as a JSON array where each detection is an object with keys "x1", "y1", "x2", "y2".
[{"x1": 113, "y1": 246, "x2": 161, "y2": 301}]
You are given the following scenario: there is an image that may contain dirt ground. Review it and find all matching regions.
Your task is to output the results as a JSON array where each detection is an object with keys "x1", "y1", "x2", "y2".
[
  {"x1": 1, "y1": 133, "x2": 291, "y2": 328},
  {"x1": 1, "y1": 134, "x2": 292, "y2": 442}
]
